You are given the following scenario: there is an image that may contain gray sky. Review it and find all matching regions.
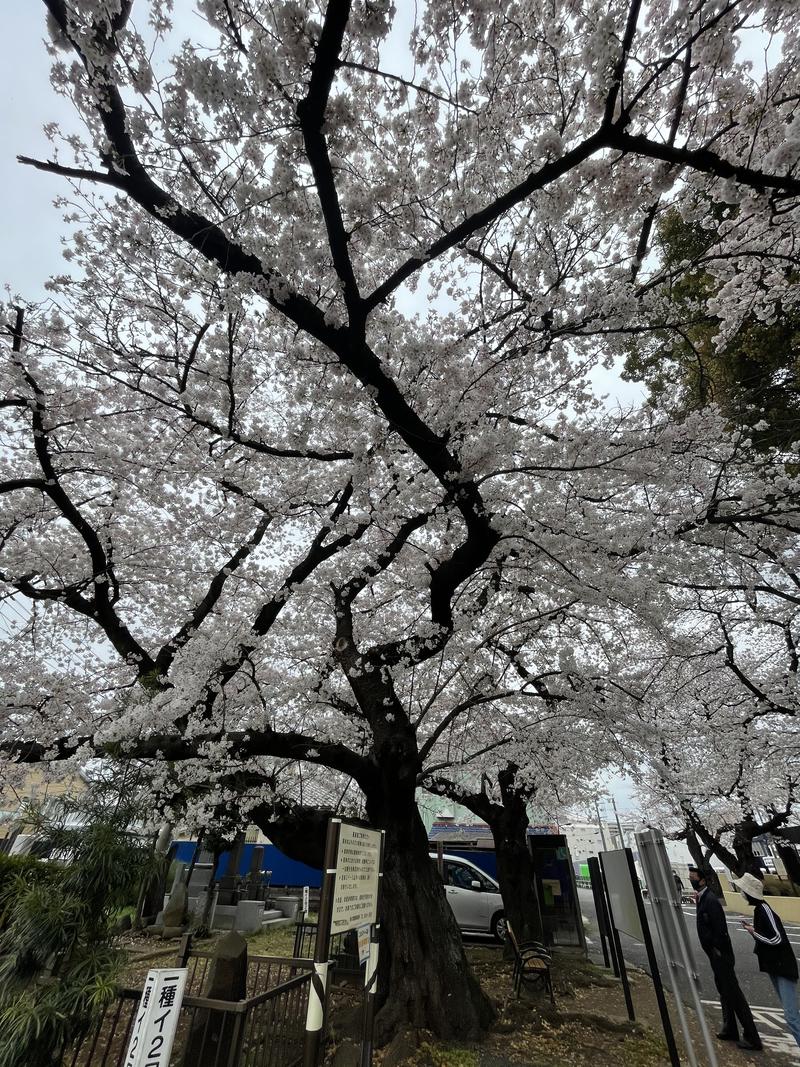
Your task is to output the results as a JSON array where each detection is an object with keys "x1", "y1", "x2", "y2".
[{"x1": 0, "y1": 6, "x2": 79, "y2": 301}]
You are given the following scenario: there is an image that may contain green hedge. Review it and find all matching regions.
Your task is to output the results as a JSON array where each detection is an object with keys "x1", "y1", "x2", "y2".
[{"x1": 763, "y1": 873, "x2": 800, "y2": 898}]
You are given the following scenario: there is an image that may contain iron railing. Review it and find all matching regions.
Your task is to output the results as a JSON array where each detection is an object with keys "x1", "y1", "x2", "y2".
[
  {"x1": 63, "y1": 951, "x2": 312, "y2": 1067},
  {"x1": 292, "y1": 921, "x2": 360, "y2": 979}
]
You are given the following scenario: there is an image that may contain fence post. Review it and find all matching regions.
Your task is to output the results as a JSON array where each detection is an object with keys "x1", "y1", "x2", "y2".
[
  {"x1": 227, "y1": 1010, "x2": 246, "y2": 1067},
  {"x1": 302, "y1": 819, "x2": 341, "y2": 1067},
  {"x1": 359, "y1": 830, "x2": 385, "y2": 1067},
  {"x1": 176, "y1": 932, "x2": 193, "y2": 968}
]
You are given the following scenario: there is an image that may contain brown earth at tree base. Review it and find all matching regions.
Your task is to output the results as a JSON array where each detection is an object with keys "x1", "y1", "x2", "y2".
[
  {"x1": 122, "y1": 930, "x2": 796, "y2": 1067},
  {"x1": 326, "y1": 946, "x2": 797, "y2": 1067}
]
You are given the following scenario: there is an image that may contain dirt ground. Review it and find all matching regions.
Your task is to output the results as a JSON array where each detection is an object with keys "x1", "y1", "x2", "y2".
[
  {"x1": 334, "y1": 947, "x2": 798, "y2": 1067},
  {"x1": 120, "y1": 931, "x2": 796, "y2": 1067}
]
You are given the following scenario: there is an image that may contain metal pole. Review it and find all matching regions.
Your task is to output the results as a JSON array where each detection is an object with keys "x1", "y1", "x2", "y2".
[
  {"x1": 588, "y1": 856, "x2": 615, "y2": 972},
  {"x1": 643, "y1": 830, "x2": 719, "y2": 1067},
  {"x1": 601, "y1": 853, "x2": 640, "y2": 1020},
  {"x1": 598, "y1": 852, "x2": 636, "y2": 1021},
  {"x1": 607, "y1": 902, "x2": 636, "y2": 1020},
  {"x1": 563, "y1": 842, "x2": 588, "y2": 955},
  {"x1": 594, "y1": 799, "x2": 609, "y2": 852},
  {"x1": 360, "y1": 830, "x2": 385, "y2": 1067},
  {"x1": 611, "y1": 797, "x2": 626, "y2": 849},
  {"x1": 624, "y1": 848, "x2": 680, "y2": 1067},
  {"x1": 638, "y1": 835, "x2": 699, "y2": 1067},
  {"x1": 303, "y1": 818, "x2": 340, "y2": 1067}
]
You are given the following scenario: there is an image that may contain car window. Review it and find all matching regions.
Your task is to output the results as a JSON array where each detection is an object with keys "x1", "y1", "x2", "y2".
[
  {"x1": 444, "y1": 862, "x2": 494, "y2": 891},
  {"x1": 444, "y1": 862, "x2": 475, "y2": 889},
  {"x1": 466, "y1": 867, "x2": 495, "y2": 891}
]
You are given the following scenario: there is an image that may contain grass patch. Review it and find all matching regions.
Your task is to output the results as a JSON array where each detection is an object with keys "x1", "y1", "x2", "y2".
[
  {"x1": 416, "y1": 1043, "x2": 479, "y2": 1067},
  {"x1": 245, "y1": 922, "x2": 295, "y2": 957}
]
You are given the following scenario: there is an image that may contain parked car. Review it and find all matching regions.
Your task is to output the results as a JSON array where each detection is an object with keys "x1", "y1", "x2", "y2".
[{"x1": 430, "y1": 852, "x2": 506, "y2": 941}]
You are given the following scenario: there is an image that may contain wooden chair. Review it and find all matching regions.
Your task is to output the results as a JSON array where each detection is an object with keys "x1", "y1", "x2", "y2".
[{"x1": 507, "y1": 922, "x2": 554, "y2": 1004}]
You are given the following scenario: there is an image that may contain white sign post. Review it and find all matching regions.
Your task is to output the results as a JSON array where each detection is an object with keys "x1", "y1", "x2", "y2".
[
  {"x1": 330, "y1": 823, "x2": 381, "y2": 935},
  {"x1": 123, "y1": 968, "x2": 188, "y2": 1067},
  {"x1": 302, "y1": 820, "x2": 384, "y2": 1067},
  {"x1": 302, "y1": 884, "x2": 310, "y2": 917},
  {"x1": 600, "y1": 847, "x2": 681, "y2": 1067}
]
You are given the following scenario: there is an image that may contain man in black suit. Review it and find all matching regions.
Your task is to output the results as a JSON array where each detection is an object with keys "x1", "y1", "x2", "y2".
[{"x1": 688, "y1": 866, "x2": 762, "y2": 1051}]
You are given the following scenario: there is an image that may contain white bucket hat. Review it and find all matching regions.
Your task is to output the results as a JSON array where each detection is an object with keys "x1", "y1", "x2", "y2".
[{"x1": 732, "y1": 872, "x2": 765, "y2": 901}]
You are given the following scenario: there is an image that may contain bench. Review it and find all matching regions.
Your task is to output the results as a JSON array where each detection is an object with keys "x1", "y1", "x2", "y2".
[{"x1": 507, "y1": 922, "x2": 554, "y2": 1004}]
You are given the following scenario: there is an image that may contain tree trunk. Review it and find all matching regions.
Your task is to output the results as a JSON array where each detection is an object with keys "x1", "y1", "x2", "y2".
[
  {"x1": 488, "y1": 796, "x2": 543, "y2": 945},
  {"x1": 251, "y1": 803, "x2": 331, "y2": 869},
  {"x1": 185, "y1": 829, "x2": 205, "y2": 889},
  {"x1": 138, "y1": 841, "x2": 176, "y2": 925},
  {"x1": 196, "y1": 845, "x2": 224, "y2": 936},
  {"x1": 775, "y1": 843, "x2": 800, "y2": 894},
  {"x1": 685, "y1": 827, "x2": 724, "y2": 897},
  {"x1": 253, "y1": 783, "x2": 494, "y2": 1041},
  {"x1": 366, "y1": 765, "x2": 495, "y2": 1043},
  {"x1": 731, "y1": 821, "x2": 763, "y2": 878},
  {"x1": 426, "y1": 768, "x2": 543, "y2": 946}
]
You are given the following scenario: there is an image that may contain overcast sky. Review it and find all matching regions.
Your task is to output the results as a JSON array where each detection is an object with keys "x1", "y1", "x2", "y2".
[{"x1": 1, "y1": 7, "x2": 76, "y2": 301}]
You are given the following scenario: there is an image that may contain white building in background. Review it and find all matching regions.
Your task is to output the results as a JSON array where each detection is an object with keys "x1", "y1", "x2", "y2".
[
  {"x1": 560, "y1": 820, "x2": 627, "y2": 861},
  {"x1": 560, "y1": 819, "x2": 729, "y2": 888}
]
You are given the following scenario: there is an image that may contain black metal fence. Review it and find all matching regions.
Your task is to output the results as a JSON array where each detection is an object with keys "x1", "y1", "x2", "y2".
[
  {"x1": 292, "y1": 920, "x2": 360, "y2": 979},
  {"x1": 63, "y1": 949, "x2": 312, "y2": 1067}
]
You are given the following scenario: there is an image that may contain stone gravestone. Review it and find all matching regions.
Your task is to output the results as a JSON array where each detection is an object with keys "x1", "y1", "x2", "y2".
[
  {"x1": 216, "y1": 833, "x2": 246, "y2": 905},
  {"x1": 187, "y1": 862, "x2": 214, "y2": 902},
  {"x1": 243, "y1": 845, "x2": 265, "y2": 900},
  {"x1": 184, "y1": 931, "x2": 248, "y2": 1066},
  {"x1": 171, "y1": 861, "x2": 187, "y2": 893},
  {"x1": 160, "y1": 881, "x2": 189, "y2": 938},
  {"x1": 234, "y1": 899, "x2": 265, "y2": 934},
  {"x1": 139, "y1": 841, "x2": 178, "y2": 926}
]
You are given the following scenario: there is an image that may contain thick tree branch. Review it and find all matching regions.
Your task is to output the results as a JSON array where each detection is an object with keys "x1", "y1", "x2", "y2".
[
  {"x1": 364, "y1": 131, "x2": 607, "y2": 311},
  {"x1": 608, "y1": 129, "x2": 800, "y2": 196},
  {"x1": 297, "y1": 0, "x2": 362, "y2": 315}
]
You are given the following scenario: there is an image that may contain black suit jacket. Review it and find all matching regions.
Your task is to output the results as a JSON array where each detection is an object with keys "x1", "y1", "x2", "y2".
[{"x1": 696, "y1": 887, "x2": 734, "y2": 961}]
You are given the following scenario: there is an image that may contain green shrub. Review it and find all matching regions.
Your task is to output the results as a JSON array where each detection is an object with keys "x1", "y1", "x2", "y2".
[
  {"x1": 0, "y1": 854, "x2": 56, "y2": 931},
  {"x1": 0, "y1": 789, "x2": 157, "y2": 1067},
  {"x1": 763, "y1": 874, "x2": 800, "y2": 898}
]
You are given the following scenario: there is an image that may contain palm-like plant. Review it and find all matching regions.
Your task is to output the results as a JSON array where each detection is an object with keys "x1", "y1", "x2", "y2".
[{"x1": 0, "y1": 781, "x2": 157, "y2": 1066}]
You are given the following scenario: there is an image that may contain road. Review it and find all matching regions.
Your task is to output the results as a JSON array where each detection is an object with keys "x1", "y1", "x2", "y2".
[{"x1": 578, "y1": 887, "x2": 800, "y2": 1062}]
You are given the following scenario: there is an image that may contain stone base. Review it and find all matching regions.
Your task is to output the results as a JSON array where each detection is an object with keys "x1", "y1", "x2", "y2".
[
  {"x1": 272, "y1": 895, "x2": 301, "y2": 920},
  {"x1": 162, "y1": 925, "x2": 187, "y2": 939}
]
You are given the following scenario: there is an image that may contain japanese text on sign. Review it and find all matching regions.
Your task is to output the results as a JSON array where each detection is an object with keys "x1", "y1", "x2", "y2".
[
  {"x1": 330, "y1": 824, "x2": 381, "y2": 934},
  {"x1": 123, "y1": 968, "x2": 188, "y2": 1067}
]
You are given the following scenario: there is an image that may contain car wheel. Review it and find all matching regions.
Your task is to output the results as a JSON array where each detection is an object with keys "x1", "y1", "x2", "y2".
[{"x1": 491, "y1": 912, "x2": 507, "y2": 942}]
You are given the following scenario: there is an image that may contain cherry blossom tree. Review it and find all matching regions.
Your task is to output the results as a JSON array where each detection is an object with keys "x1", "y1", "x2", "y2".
[
  {"x1": 2, "y1": 0, "x2": 800, "y2": 1039},
  {"x1": 418, "y1": 620, "x2": 616, "y2": 943},
  {"x1": 623, "y1": 614, "x2": 800, "y2": 878}
]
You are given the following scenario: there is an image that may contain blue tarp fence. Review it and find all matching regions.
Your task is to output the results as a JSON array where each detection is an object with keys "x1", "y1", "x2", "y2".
[
  {"x1": 173, "y1": 840, "x2": 323, "y2": 887},
  {"x1": 173, "y1": 842, "x2": 500, "y2": 888}
]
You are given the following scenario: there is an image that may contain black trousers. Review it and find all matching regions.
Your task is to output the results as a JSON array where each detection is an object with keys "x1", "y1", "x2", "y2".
[{"x1": 709, "y1": 952, "x2": 760, "y2": 1043}]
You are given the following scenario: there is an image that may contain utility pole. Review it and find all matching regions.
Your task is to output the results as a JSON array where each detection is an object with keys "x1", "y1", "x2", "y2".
[
  {"x1": 612, "y1": 796, "x2": 626, "y2": 849},
  {"x1": 594, "y1": 798, "x2": 609, "y2": 852}
]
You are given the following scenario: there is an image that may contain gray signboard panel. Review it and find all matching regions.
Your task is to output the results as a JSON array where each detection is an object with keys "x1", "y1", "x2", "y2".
[{"x1": 600, "y1": 848, "x2": 644, "y2": 942}]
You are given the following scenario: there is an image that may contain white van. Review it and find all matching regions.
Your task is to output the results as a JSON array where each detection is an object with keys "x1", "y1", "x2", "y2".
[{"x1": 430, "y1": 852, "x2": 506, "y2": 941}]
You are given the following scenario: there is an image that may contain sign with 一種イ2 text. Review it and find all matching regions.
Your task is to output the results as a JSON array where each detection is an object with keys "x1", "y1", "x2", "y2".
[
  {"x1": 330, "y1": 822, "x2": 381, "y2": 934},
  {"x1": 123, "y1": 967, "x2": 188, "y2": 1067}
]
